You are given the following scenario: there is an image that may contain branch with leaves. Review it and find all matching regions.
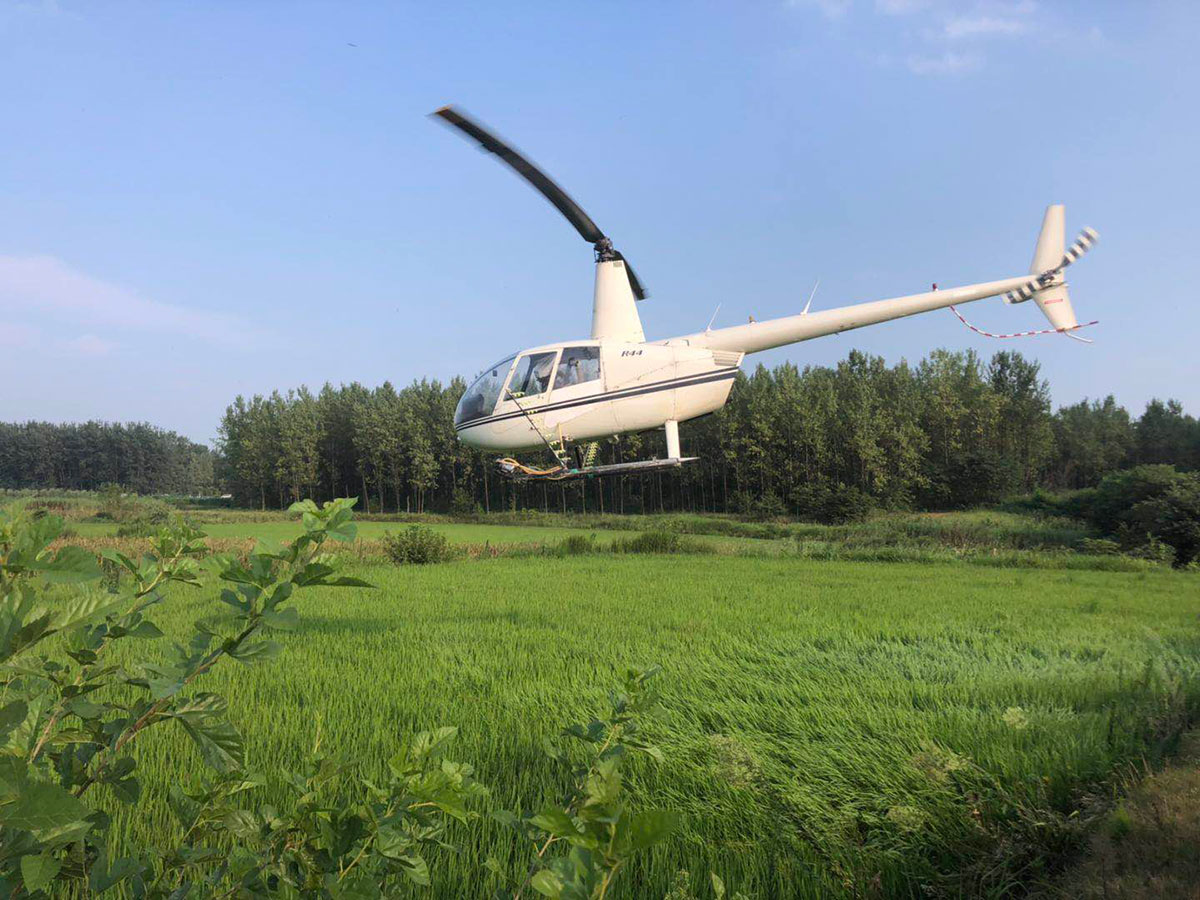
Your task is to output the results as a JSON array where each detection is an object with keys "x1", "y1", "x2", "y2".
[{"x1": 490, "y1": 667, "x2": 678, "y2": 900}]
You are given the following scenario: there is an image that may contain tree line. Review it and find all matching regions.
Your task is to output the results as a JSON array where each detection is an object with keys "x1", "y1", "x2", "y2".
[
  {"x1": 213, "y1": 349, "x2": 1200, "y2": 515},
  {"x1": 0, "y1": 420, "x2": 214, "y2": 495}
]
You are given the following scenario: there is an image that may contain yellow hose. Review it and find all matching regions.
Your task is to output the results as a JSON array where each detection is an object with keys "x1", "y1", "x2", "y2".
[{"x1": 497, "y1": 458, "x2": 571, "y2": 480}]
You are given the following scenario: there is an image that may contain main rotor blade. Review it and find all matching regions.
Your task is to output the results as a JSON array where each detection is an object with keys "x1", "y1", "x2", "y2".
[
  {"x1": 612, "y1": 251, "x2": 648, "y2": 301},
  {"x1": 432, "y1": 106, "x2": 606, "y2": 245}
]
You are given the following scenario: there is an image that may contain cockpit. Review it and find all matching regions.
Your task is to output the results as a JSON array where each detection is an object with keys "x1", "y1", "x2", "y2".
[
  {"x1": 454, "y1": 355, "x2": 515, "y2": 426},
  {"x1": 454, "y1": 345, "x2": 602, "y2": 427}
]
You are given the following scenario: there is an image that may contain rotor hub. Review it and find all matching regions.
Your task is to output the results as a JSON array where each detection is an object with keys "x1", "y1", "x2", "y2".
[{"x1": 593, "y1": 237, "x2": 617, "y2": 262}]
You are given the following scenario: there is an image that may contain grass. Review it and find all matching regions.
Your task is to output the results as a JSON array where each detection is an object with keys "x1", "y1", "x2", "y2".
[
  {"x1": 1044, "y1": 731, "x2": 1200, "y2": 899},
  {"x1": 59, "y1": 507, "x2": 1163, "y2": 573},
  {"x1": 98, "y1": 549, "x2": 1200, "y2": 898}
]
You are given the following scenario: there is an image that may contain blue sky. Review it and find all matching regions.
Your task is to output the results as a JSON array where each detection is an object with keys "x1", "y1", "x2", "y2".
[{"x1": 2, "y1": 0, "x2": 1197, "y2": 443}]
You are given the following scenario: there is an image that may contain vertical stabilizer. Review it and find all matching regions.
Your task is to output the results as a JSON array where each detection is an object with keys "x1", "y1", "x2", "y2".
[
  {"x1": 591, "y1": 259, "x2": 645, "y2": 342},
  {"x1": 1028, "y1": 204, "x2": 1079, "y2": 331},
  {"x1": 1030, "y1": 205, "x2": 1065, "y2": 274}
]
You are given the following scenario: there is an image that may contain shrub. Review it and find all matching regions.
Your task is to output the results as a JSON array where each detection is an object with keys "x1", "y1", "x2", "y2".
[
  {"x1": 1128, "y1": 479, "x2": 1200, "y2": 567},
  {"x1": 731, "y1": 489, "x2": 787, "y2": 521},
  {"x1": 611, "y1": 530, "x2": 712, "y2": 554},
  {"x1": 1067, "y1": 465, "x2": 1182, "y2": 532},
  {"x1": 551, "y1": 533, "x2": 598, "y2": 556},
  {"x1": 1079, "y1": 537, "x2": 1121, "y2": 555},
  {"x1": 792, "y1": 482, "x2": 873, "y2": 524},
  {"x1": 383, "y1": 524, "x2": 454, "y2": 564},
  {"x1": 95, "y1": 485, "x2": 174, "y2": 527},
  {"x1": 613, "y1": 530, "x2": 684, "y2": 553},
  {"x1": 449, "y1": 484, "x2": 480, "y2": 516},
  {"x1": 1070, "y1": 465, "x2": 1200, "y2": 566},
  {"x1": 113, "y1": 498, "x2": 175, "y2": 537},
  {"x1": 93, "y1": 482, "x2": 125, "y2": 520},
  {"x1": 920, "y1": 450, "x2": 1018, "y2": 509},
  {"x1": 820, "y1": 484, "x2": 873, "y2": 524}
]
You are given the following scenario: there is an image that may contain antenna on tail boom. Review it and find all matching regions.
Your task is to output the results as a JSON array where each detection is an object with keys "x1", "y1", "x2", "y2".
[{"x1": 801, "y1": 280, "x2": 820, "y2": 316}]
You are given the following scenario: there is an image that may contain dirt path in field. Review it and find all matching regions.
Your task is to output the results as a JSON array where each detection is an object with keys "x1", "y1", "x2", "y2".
[{"x1": 1045, "y1": 731, "x2": 1200, "y2": 899}]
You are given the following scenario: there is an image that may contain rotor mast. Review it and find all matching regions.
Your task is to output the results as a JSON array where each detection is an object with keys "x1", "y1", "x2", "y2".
[{"x1": 592, "y1": 240, "x2": 645, "y2": 343}]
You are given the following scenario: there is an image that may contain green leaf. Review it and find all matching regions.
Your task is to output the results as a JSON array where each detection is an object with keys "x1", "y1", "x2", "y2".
[
  {"x1": 88, "y1": 852, "x2": 142, "y2": 894},
  {"x1": 530, "y1": 806, "x2": 583, "y2": 840},
  {"x1": 0, "y1": 780, "x2": 92, "y2": 839},
  {"x1": 629, "y1": 809, "x2": 679, "y2": 851},
  {"x1": 484, "y1": 855, "x2": 506, "y2": 878},
  {"x1": 265, "y1": 580, "x2": 294, "y2": 609},
  {"x1": 48, "y1": 728, "x2": 100, "y2": 747},
  {"x1": 396, "y1": 853, "x2": 430, "y2": 886},
  {"x1": 147, "y1": 676, "x2": 185, "y2": 700},
  {"x1": 218, "y1": 588, "x2": 248, "y2": 612},
  {"x1": 327, "y1": 520, "x2": 357, "y2": 542},
  {"x1": 23, "y1": 514, "x2": 64, "y2": 554},
  {"x1": 167, "y1": 785, "x2": 200, "y2": 830},
  {"x1": 37, "y1": 546, "x2": 102, "y2": 583},
  {"x1": 530, "y1": 868, "x2": 566, "y2": 899},
  {"x1": 398, "y1": 726, "x2": 458, "y2": 769},
  {"x1": 66, "y1": 697, "x2": 106, "y2": 720},
  {"x1": 0, "y1": 700, "x2": 28, "y2": 741},
  {"x1": 178, "y1": 717, "x2": 244, "y2": 773},
  {"x1": 260, "y1": 607, "x2": 299, "y2": 631},
  {"x1": 227, "y1": 640, "x2": 281, "y2": 664},
  {"x1": 711, "y1": 872, "x2": 726, "y2": 900},
  {"x1": 100, "y1": 548, "x2": 139, "y2": 574},
  {"x1": 51, "y1": 594, "x2": 126, "y2": 632},
  {"x1": 21, "y1": 852, "x2": 62, "y2": 893},
  {"x1": 222, "y1": 809, "x2": 258, "y2": 839},
  {"x1": 172, "y1": 693, "x2": 228, "y2": 720},
  {"x1": 110, "y1": 776, "x2": 140, "y2": 803},
  {"x1": 128, "y1": 619, "x2": 164, "y2": 639}
]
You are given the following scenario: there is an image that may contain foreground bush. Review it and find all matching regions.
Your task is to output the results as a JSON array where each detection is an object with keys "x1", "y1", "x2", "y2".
[
  {"x1": 383, "y1": 524, "x2": 454, "y2": 564},
  {"x1": 0, "y1": 500, "x2": 677, "y2": 897}
]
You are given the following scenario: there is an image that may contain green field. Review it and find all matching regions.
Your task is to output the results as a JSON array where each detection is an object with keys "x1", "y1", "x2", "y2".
[
  {"x1": 71, "y1": 517, "x2": 614, "y2": 545},
  {"x1": 92, "y1": 514, "x2": 1199, "y2": 898}
]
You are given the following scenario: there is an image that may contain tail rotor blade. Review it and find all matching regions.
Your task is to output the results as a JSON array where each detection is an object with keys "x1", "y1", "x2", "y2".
[{"x1": 1004, "y1": 227, "x2": 1099, "y2": 304}]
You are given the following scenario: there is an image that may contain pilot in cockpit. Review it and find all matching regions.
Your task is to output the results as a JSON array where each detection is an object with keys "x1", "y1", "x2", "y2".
[
  {"x1": 530, "y1": 355, "x2": 555, "y2": 394},
  {"x1": 556, "y1": 356, "x2": 579, "y2": 389}
]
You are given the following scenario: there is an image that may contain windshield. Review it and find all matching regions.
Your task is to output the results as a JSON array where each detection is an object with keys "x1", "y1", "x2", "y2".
[{"x1": 455, "y1": 355, "x2": 515, "y2": 425}]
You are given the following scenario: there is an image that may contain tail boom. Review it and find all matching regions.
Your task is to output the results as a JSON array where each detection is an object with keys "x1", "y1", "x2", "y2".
[
  {"x1": 665, "y1": 274, "x2": 1039, "y2": 354},
  {"x1": 666, "y1": 206, "x2": 1098, "y2": 354}
]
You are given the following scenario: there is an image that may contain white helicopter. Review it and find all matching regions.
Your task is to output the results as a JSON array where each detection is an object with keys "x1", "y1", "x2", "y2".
[{"x1": 434, "y1": 106, "x2": 1099, "y2": 481}]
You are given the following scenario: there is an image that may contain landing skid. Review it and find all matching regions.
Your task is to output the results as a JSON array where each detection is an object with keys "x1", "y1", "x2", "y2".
[{"x1": 496, "y1": 456, "x2": 698, "y2": 483}]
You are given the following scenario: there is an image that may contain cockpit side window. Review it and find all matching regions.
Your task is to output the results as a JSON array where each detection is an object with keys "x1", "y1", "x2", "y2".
[
  {"x1": 507, "y1": 351, "x2": 558, "y2": 398},
  {"x1": 554, "y1": 346, "x2": 601, "y2": 390}
]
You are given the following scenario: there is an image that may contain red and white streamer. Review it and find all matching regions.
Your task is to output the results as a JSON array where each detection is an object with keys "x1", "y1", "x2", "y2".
[{"x1": 948, "y1": 305, "x2": 1099, "y2": 342}]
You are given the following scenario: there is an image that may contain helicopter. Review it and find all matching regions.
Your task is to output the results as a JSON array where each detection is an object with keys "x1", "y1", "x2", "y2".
[{"x1": 433, "y1": 106, "x2": 1099, "y2": 482}]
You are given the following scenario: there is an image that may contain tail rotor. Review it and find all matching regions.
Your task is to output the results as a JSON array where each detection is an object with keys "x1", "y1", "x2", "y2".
[{"x1": 1002, "y1": 205, "x2": 1099, "y2": 333}]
